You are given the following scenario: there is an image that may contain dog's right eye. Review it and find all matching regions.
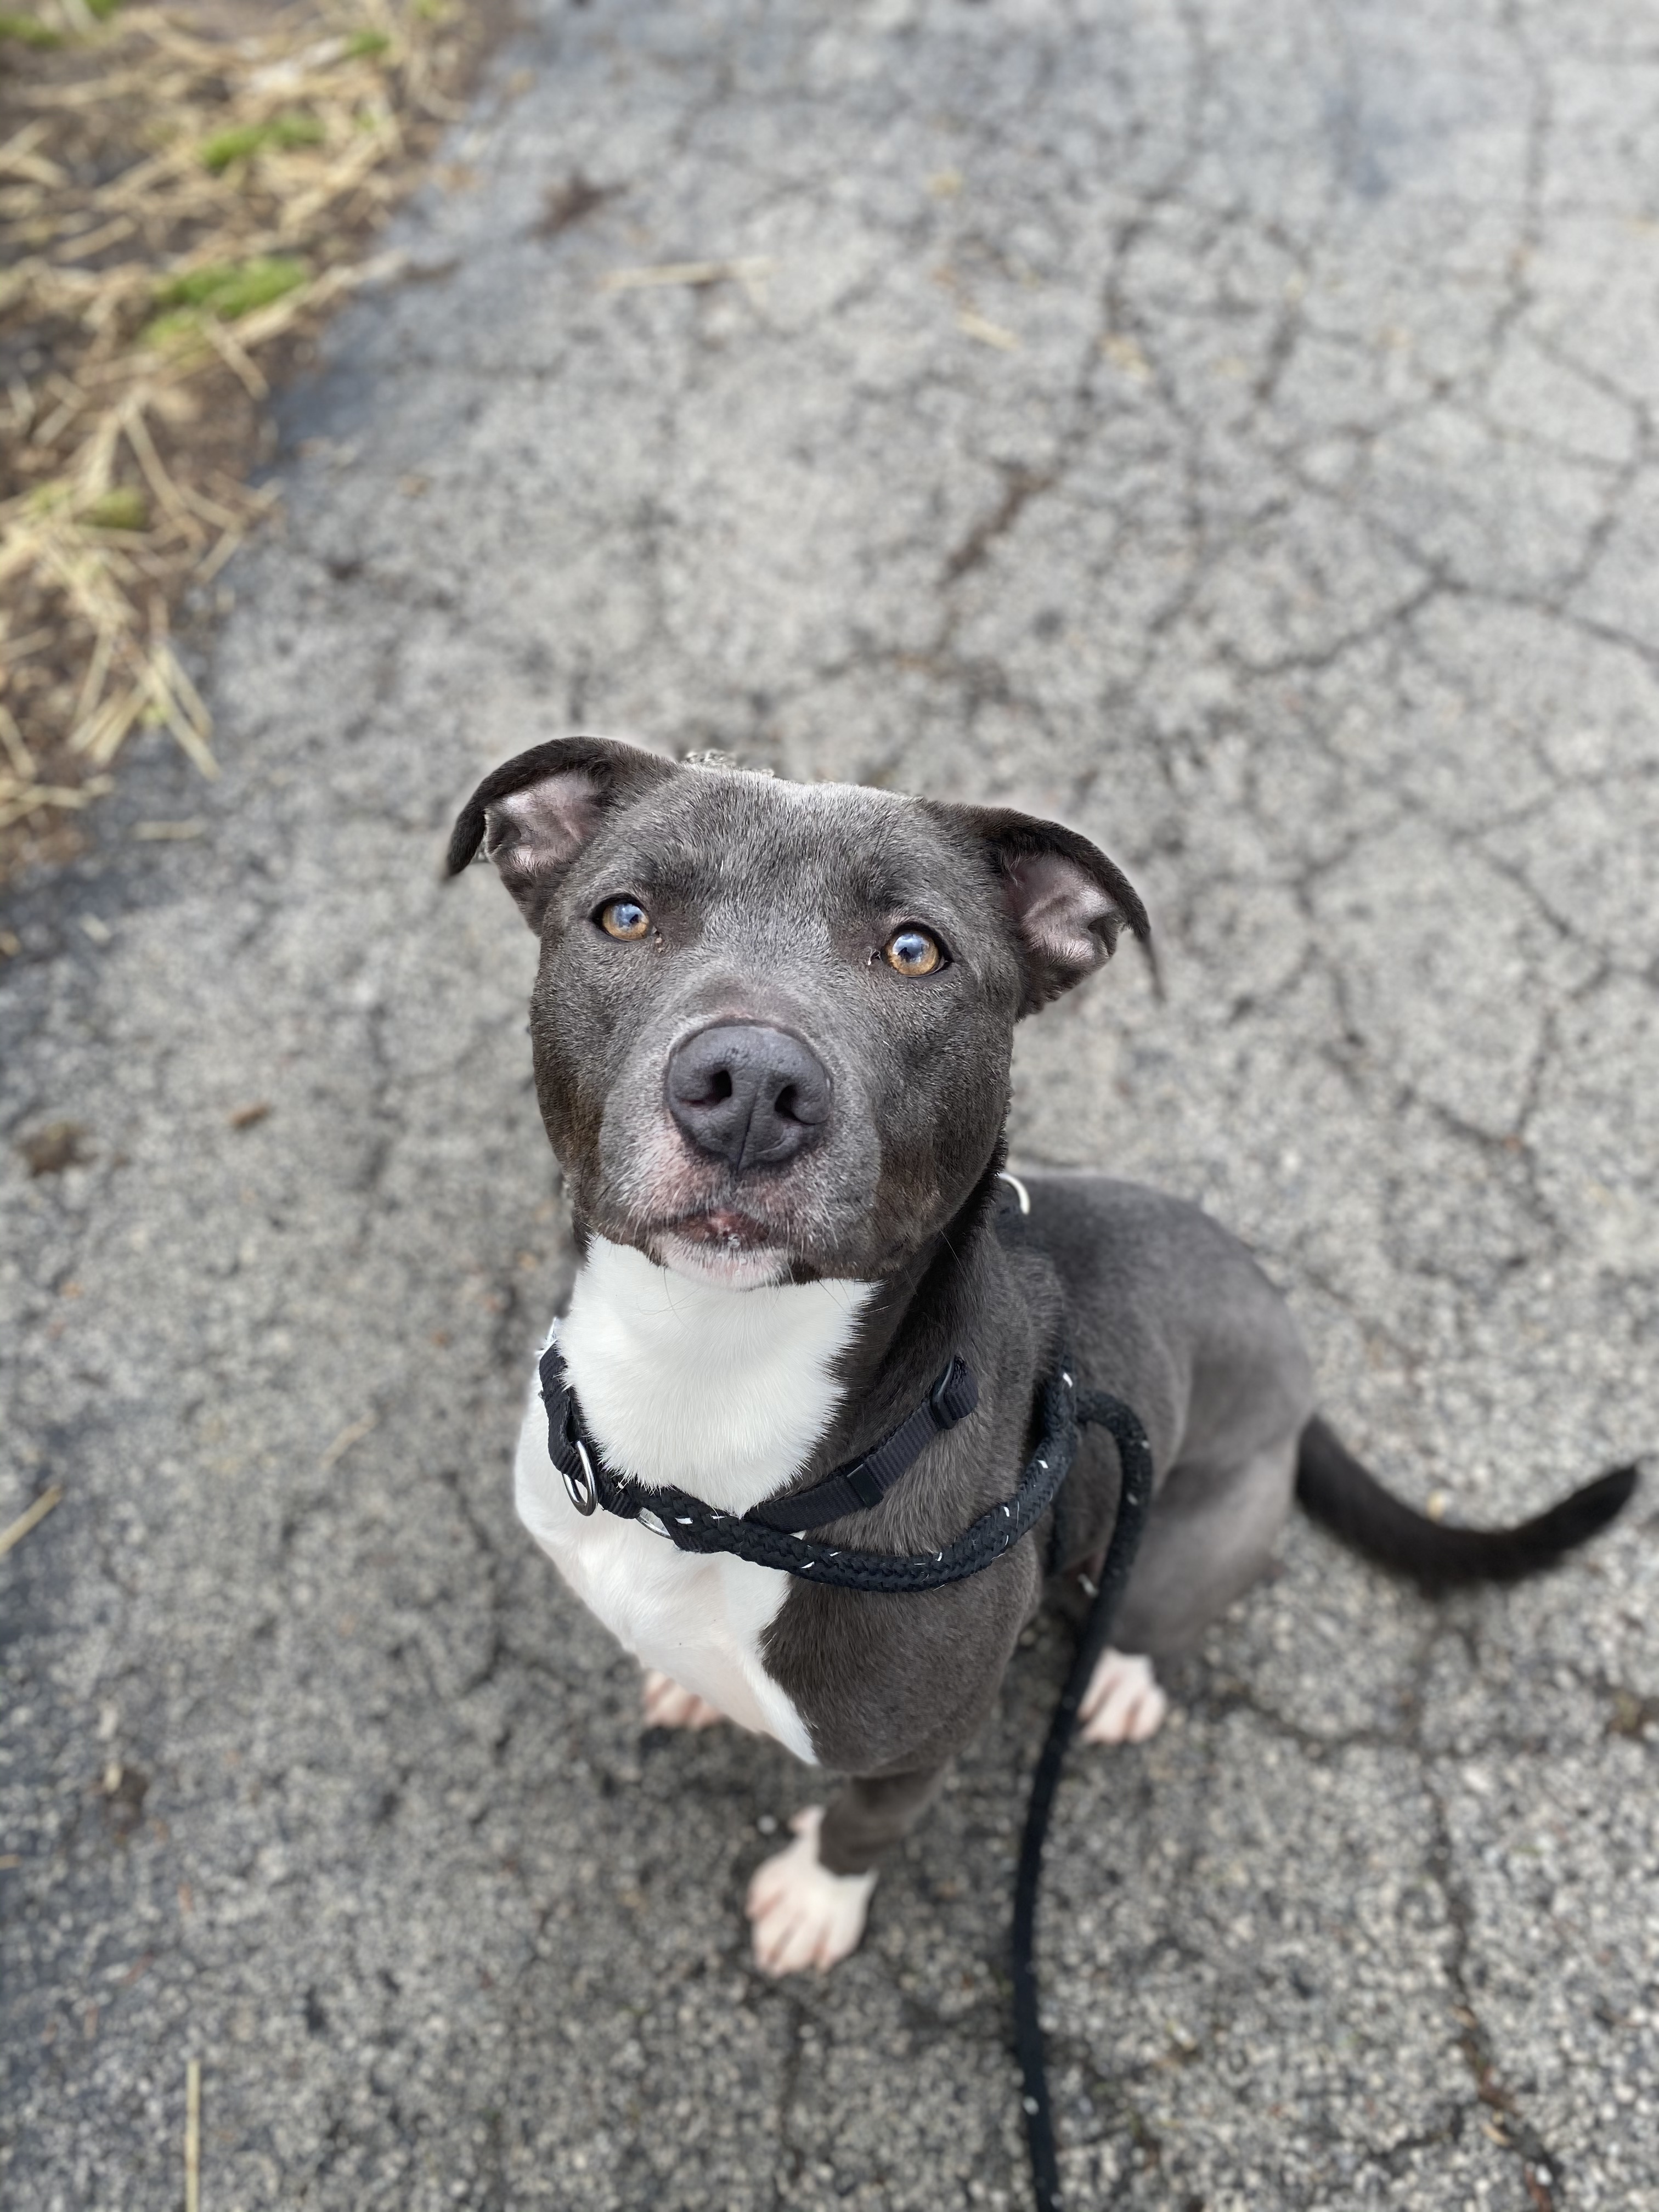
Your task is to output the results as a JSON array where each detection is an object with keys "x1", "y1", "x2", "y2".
[{"x1": 596, "y1": 899, "x2": 651, "y2": 941}]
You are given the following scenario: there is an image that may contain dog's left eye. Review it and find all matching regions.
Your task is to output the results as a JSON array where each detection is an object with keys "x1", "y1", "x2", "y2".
[
  {"x1": 883, "y1": 927, "x2": 945, "y2": 977},
  {"x1": 597, "y1": 899, "x2": 651, "y2": 941}
]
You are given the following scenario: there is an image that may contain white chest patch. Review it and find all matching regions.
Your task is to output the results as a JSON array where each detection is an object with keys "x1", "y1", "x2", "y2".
[{"x1": 514, "y1": 1238, "x2": 874, "y2": 1765}]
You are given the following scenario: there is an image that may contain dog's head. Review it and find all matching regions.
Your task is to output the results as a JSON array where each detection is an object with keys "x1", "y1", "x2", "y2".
[{"x1": 449, "y1": 737, "x2": 1149, "y2": 1286}]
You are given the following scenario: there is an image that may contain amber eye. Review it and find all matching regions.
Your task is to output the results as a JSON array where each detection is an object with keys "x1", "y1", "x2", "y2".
[
  {"x1": 597, "y1": 898, "x2": 651, "y2": 941},
  {"x1": 883, "y1": 926, "x2": 944, "y2": 977}
]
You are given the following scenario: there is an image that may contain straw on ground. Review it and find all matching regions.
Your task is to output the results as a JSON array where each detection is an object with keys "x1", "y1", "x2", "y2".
[
  {"x1": 0, "y1": 1482, "x2": 63, "y2": 1559},
  {"x1": 184, "y1": 2056, "x2": 200, "y2": 2212},
  {"x1": 0, "y1": 0, "x2": 489, "y2": 881}
]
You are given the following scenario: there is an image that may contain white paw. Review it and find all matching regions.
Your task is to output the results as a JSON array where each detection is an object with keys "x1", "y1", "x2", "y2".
[
  {"x1": 746, "y1": 1807, "x2": 877, "y2": 1976},
  {"x1": 641, "y1": 1669, "x2": 726, "y2": 1731},
  {"x1": 1078, "y1": 1647, "x2": 1169, "y2": 1745}
]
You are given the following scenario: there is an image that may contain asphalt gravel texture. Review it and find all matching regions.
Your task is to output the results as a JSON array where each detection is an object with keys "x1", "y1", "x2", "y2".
[{"x1": 3, "y1": 4, "x2": 1657, "y2": 2208}]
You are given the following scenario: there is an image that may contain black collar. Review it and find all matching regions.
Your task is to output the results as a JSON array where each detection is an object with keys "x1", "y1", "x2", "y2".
[
  {"x1": 537, "y1": 1338, "x2": 1088, "y2": 1593},
  {"x1": 540, "y1": 1337, "x2": 974, "y2": 1521}
]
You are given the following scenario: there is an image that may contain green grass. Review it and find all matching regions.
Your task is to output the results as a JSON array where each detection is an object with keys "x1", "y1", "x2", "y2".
[
  {"x1": 0, "y1": 0, "x2": 122, "y2": 38},
  {"x1": 82, "y1": 487, "x2": 150, "y2": 532},
  {"x1": 199, "y1": 112, "x2": 326, "y2": 173},
  {"x1": 0, "y1": 13, "x2": 62, "y2": 45},
  {"x1": 142, "y1": 255, "x2": 309, "y2": 346},
  {"x1": 344, "y1": 29, "x2": 392, "y2": 58}
]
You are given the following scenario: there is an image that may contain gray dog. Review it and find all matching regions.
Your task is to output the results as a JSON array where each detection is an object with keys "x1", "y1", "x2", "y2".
[{"x1": 449, "y1": 737, "x2": 1633, "y2": 1974}]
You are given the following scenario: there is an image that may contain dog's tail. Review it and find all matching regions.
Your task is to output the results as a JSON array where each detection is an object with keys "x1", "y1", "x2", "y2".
[{"x1": 1295, "y1": 1415, "x2": 1638, "y2": 1586}]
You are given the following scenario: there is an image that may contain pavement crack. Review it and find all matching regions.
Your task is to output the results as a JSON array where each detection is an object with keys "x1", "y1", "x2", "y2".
[
  {"x1": 1413, "y1": 1630, "x2": 1569, "y2": 2210},
  {"x1": 767, "y1": 1995, "x2": 807, "y2": 2209},
  {"x1": 941, "y1": 464, "x2": 1056, "y2": 584}
]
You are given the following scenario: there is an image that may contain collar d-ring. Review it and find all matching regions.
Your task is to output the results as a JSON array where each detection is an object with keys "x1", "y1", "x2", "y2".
[{"x1": 562, "y1": 1434, "x2": 598, "y2": 1515}]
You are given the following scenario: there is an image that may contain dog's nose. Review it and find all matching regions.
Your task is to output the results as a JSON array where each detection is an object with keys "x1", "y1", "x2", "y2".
[{"x1": 665, "y1": 1023, "x2": 831, "y2": 1172}]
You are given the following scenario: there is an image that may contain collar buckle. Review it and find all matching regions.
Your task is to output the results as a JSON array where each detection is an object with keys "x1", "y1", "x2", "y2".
[{"x1": 930, "y1": 1355, "x2": 979, "y2": 1427}]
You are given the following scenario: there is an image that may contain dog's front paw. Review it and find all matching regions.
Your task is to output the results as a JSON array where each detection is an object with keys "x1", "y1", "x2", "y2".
[
  {"x1": 1079, "y1": 1647, "x2": 1169, "y2": 1745},
  {"x1": 746, "y1": 1807, "x2": 877, "y2": 1976},
  {"x1": 642, "y1": 1669, "x2": 726, "y2": 1730}
]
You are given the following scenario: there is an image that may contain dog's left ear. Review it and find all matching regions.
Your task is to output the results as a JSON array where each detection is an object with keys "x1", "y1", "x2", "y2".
[{"x1": 941, "y1": 804, "x2": 1154, "y2": 1014}]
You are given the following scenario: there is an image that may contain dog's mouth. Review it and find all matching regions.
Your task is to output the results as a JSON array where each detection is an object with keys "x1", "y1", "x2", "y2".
[
  {"x1": 647, "y1": 1207, "x2": 794, "y2": 1289},
  {"x1": 665, "y1": 1206, "x2": 777, "y2": 1251}
]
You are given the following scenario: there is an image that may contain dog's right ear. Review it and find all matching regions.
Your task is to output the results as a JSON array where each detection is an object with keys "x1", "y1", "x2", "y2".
[{"x1": 445, "y1": 736, "x2": 680, "y2": 932}]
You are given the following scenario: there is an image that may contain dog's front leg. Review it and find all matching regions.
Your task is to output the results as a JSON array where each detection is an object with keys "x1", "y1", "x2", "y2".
[{"x1": 747, "y1": 1767, "x2": 943, "y2": 1976}]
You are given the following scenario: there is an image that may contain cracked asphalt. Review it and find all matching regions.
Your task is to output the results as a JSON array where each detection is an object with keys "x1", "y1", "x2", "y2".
[{"x1": 3, "y1": 3, "x2": 1657, "y2": 2207}]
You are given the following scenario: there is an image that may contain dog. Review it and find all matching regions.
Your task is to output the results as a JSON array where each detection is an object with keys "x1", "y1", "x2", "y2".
[{"x1": 447, "y1": 736, "x2": 1635, "y2": 1977}]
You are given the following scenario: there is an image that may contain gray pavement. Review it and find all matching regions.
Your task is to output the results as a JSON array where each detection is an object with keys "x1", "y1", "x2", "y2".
[{"x1": 3, "y1": 3, "x2": 1657, "y2": 2205}]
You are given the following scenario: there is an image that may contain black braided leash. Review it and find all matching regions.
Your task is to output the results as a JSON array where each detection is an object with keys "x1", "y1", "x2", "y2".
[
  {"x1": 539, "y1": 1340, "x2": 1156, "y2": 2209},
  {"x1": 1013, "y1": 1388, "x2": 1156, "y2": 2212}
]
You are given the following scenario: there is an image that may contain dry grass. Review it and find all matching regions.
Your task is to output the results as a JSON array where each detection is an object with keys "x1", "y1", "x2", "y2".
[{"x1": 0, "y1": 0, "x2": 495, "y2": 881}]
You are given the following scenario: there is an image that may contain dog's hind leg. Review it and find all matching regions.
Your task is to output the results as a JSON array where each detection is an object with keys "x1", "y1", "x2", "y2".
[
  {"x1": 1110, "y1": 1431, "x2": 1301, "y2": 1658},
  {"x1": 641, "y1": 1670, "x2": 726, "y2": 1730},
  {"x1": 1079, "y1": 1648, "x2": 1169, "y2": 1743},
  {"x1": 1071, "y1": 1440, "x2": 1295, "y2": 1751}
]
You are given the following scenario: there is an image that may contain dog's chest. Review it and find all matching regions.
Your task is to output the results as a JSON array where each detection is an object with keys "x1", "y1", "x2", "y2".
[{"x1": 514, "y1": 1239, "x2": 874, "y2": 1765}]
